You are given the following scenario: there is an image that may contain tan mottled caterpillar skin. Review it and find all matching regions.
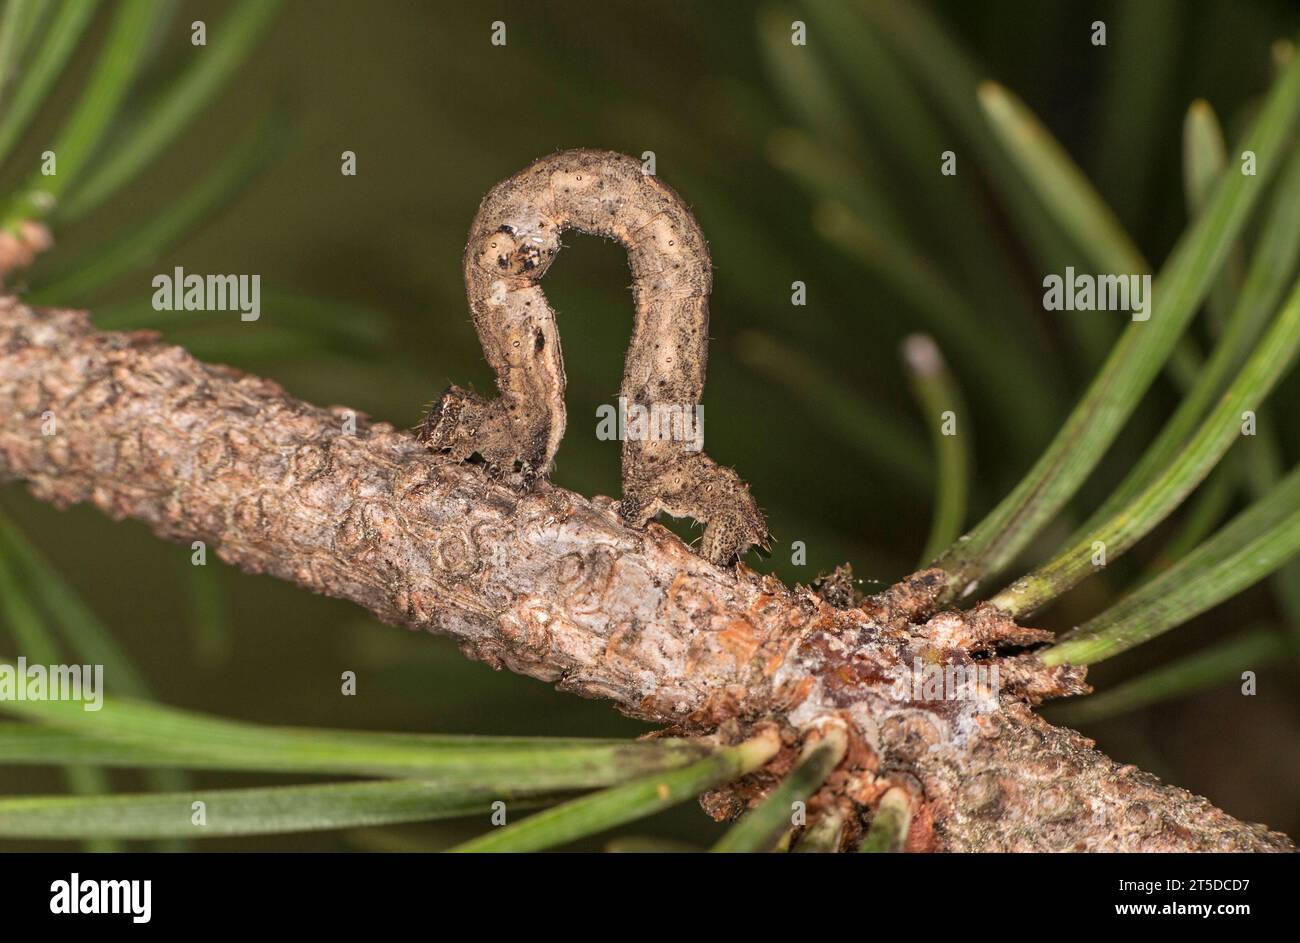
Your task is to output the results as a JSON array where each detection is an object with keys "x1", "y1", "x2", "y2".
[{"x1": 420, "y1": 149, "x2": 767, "y2": 564}]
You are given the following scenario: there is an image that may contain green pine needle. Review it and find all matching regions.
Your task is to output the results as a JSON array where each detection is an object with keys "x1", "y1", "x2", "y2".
[
  {"x1": 0, "y1": 779, "x2": 559, "y2": 840},
  {"x1": 859, "y1": 786, "x2": 911, "y2": 853},
  {"x1": 711, "y1": 725, "x2": 846, "y2": 852},
  {"x1": 1047, "y1": 626, "x2": 1288, "y2": 725},
  {"x1": 1043, "y1": 465, "x2": 1300, "y2": 666},
  {"x1": 903, "y1": 334, "x2": 970, "y2": 566},
  {"x1": 992, "y1": 275, "x2": 1300, "y2": 617},
  {"x1": 450, "y1": 730, "x2": 780, "y2": 852},
  {"x1": 935, "y1": 46, "x2": 1300, "y2": 604}
]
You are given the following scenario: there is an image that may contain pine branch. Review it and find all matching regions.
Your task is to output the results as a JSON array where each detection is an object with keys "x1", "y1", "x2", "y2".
[{"x1": 0, "y1": 296, "x2": 1291, "y2": 852}]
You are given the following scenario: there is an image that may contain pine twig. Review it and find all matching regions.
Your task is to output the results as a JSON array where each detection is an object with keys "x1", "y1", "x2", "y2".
[{"x1": 0, "y1": 297, "x2": 1290, "y2": 852}]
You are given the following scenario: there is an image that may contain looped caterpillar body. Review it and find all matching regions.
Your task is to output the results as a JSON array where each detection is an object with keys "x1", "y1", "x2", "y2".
[{"x1": 420, "y1": 149, "x2": 766, "y2": 565}]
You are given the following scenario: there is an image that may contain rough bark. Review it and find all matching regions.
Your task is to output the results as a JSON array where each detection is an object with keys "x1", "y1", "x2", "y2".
[{"x1": 0, "y1": 297, "x2": 1291, "y2": 851}]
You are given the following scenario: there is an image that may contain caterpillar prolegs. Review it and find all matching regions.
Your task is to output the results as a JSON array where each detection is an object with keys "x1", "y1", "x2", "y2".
[{"x1": 419, "y1": 149, "x2": 767, "y2": 565}]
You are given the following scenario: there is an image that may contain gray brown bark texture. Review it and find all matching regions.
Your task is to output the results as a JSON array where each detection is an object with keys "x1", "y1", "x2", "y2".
[{"x1": 0, "y1": 296, "x2": 1292, "y2": 851}]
